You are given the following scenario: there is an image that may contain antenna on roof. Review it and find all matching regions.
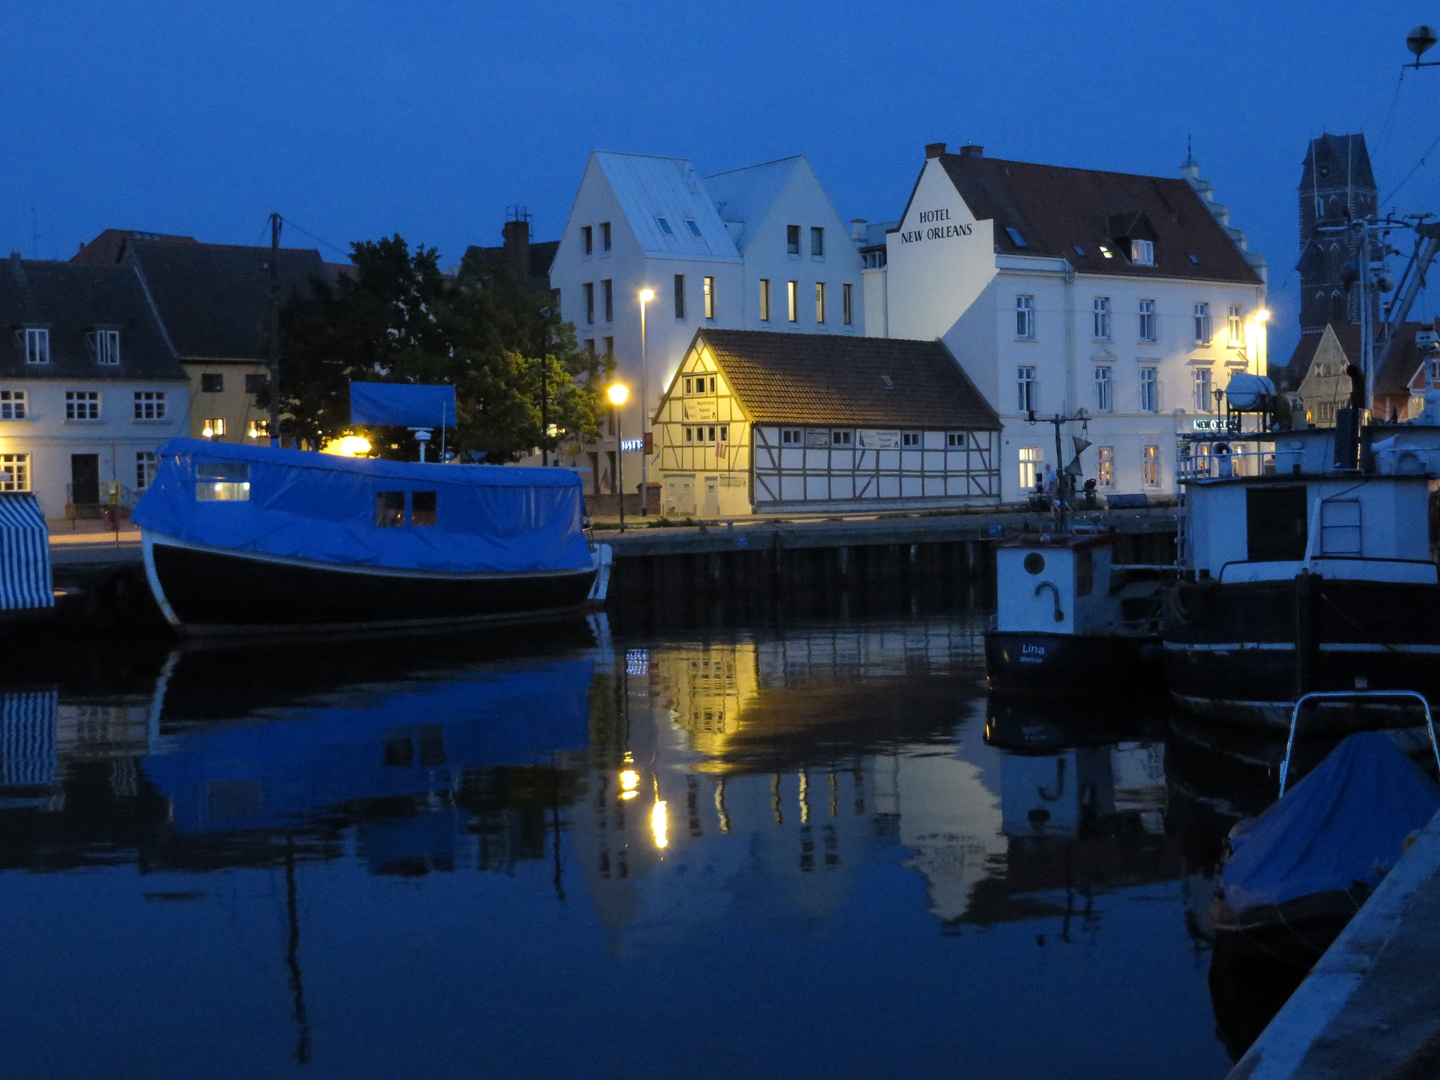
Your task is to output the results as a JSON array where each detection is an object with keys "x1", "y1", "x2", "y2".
[{"x1": 506, "y1": 205, "x2": 532, "y2": 224}]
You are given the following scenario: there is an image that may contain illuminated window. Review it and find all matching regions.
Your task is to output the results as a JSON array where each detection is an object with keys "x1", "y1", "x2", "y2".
[
  {"x1": 203, "y1": 417, "x2": 226, "y2": 437},
  {"x1": 760, "y1": 279, "x2": 771, "y2": 322},
  {"x1": 1131, "y1": 239, "x2": 1154, "y2": 265},
  {"x1": 787, "y1": 281, "x2": 798, "y2": 323},
  {"x1": 1194, "y1": 302, "x2": 1212, "y2": 344},
  {"x1": 1142, "y1": 445, "x2": 1160, "y2": 487},
  {"x1": 93, "y1": 329, "x2": 120, "y2": 365},
  {"x1": 1097, "y1": 446, "x2": 1113, "y2": 488},
  {"x1": 1139, "y1": 299, "x2": 1156, "y2": 342},
  {"x1": 843, "y1": 283, "x2": 853, "y2": 325},
  {"x1": 196, "y1": 461, "x2": 249, "y2": 501},
  {"x1": 811, "y1": 227, "x2": 824, "y2": 257},
  {"x1": 1228, "y1": 304, "x2": 1244, "y2": 345},
  {"x1": 23, "y1": 328, "x2": 48, "y2": 365},
  {"x1": 815, "y1": 282, "x2": 826, "y2": 323},
  {"x1": 1093, "y1": 297, "x2": 1111, "y2": 340},
  {"x1": 0, "y1": 454, "x2": 29, "y2": 491},
  {"x1": 135, "y1": 451, "x2": 156, "y2": 490},
  {"x1": 65, "y1": 391, "x2": 100, "y2": 420},
  {"x1": 1094, "y1": 367, "x2": 1113, "y2": 412},
  {"x1": 1016, "y1": 295, "x2": 1035, "y2": 339},
  {"x1": 1017, "y1": 366, "x2": 1037, "y2": 412},
  {"x1": 1018, "y1": 447, "x2": 1041, "y2": 491},
  {"x1": 704, "y1": 276, "x2": 715, "y2": 319},
  {"x1": 1140, "y1": 367, "x2": 1159, "y2": 412},
  {"x1": 787, "y1": 225, "x2": 801, "y2": 255},
  {"x1": 0, "y1": 390, "x2": 25, "y2": 420}
]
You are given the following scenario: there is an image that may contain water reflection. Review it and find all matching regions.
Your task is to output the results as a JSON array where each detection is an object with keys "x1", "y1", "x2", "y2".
[{"x1": 0, "y1": 612, "x2": 1253, "y2": 1079}]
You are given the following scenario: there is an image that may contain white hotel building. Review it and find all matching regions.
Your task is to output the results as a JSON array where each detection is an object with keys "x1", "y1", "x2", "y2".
[
  {"x1": 868, "y1": 144, "x2": 1268, "y2": 501},
  {"x1": 549, "y1": 151, "x2": 863, "y2": 498}
]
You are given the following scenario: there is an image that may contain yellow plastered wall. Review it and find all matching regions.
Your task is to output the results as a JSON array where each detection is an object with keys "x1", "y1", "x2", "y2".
[{"x1": 655, "y1": 343, "x2": 753, "y2": 517}]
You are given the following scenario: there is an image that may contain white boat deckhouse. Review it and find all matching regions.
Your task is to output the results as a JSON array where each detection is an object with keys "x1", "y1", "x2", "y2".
[{"x1": 653, "y1": 328, "x2": 1001, "y2": 517}]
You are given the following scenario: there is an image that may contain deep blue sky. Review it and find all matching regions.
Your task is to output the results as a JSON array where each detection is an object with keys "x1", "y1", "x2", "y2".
[{"x1": 5, "y1": 0, "x2": 1440, "y2": 363}]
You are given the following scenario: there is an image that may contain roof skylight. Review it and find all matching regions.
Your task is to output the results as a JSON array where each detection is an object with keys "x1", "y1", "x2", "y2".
[
  {"x1": 1005, "y1": 227, "x2": 1026, "y2": 248},
  {"x1": 685, "y1": 219, "x2": 702, "y2": 238},
  {"x1": 1098, "y1": 244, "x2": 1114, "y2": 259},
  {"x1": 656, "y1": 217, "x2": 674, "y2": 236},
  {"x1": 1188, "y1": 252, "x2": 1201, "y2": 264},
  {"x1": 1073, "y1": 244, "x2": 1086, "y2": 256}
]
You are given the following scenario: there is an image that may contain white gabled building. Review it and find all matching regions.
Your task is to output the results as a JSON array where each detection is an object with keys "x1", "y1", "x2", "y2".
[
  {"x1": 549, "y1": 151, "x2": 863, "y2": 502},
  {"x1": 870, "y1": 143, "x2": 1268, "y2": 502}
]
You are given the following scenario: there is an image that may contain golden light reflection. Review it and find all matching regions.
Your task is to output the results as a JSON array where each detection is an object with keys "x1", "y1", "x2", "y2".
[
  {"x1": 619, "y1": 765, "x2": 639, "y2": 800},
  {"x1": 322, "y1": 435, "x2": 372, "y2": 457},
  {"x1": 651, "y1": 799, "x2": 669, "y2": 848}
]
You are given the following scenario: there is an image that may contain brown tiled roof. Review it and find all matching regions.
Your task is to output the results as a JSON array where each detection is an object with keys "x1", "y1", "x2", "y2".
[
  {"x1": 1376, "y1": 321, "x2": 1434, "y2": 399},
  {"x1": 70, "y1": 228, "x2": 198, "y2": 265},
  {"x1": 696, "y1": 329, "x2": 1000, "y2": 430},
  {"x1": 926, "y1": 153, "x2": 1262, "y2": 285}
]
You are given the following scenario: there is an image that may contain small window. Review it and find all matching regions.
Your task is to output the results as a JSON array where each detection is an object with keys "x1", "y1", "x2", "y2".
[
  {"x1": 1018, "y1": 447, "x2": 1041, "y2": 491},
  {"x1": 1005, "y1": 227, "x2": 1026, "y2": 247},
  {"x1": 601, "y1": 222, "x2": 611, "y2": 251},
  {"x1": 1187, "y1": 252, "x2": 1201, "y2": 265},
  {"x1": 203, "y1": 417, "x2": 226, "y2": 437},
  {"x1": 1228, "y1": 304, "x2": 1244, "y2": 345},
  {"x1": 811, "y1": 227, "x2": 824, "y2": 257},
  {"x1": 685, "y1": 426, "x2": 694, "y2": 443},
  {"x1": 947, "y1": 432, "x2": 965, "y2": 448},
  {"x1": 94, "y1": 329, "x2": 120, "y2": 365},
  {"x1": 708, "y1": 376, "x2": 715, "y2": 393},
  {"x1": 133, "y1": 391, "x2": 166, "y2": 421},
  {"x1": 581, "y1": 226, "x2": 593, "y2": 255},
  {"x1": 787, "y1": 281, "x2": 798, "y2": 323},
  {"x1": 201, "y1": 373, "x2": 224, "y2": 393},
  {"x1": 759, "y1": 279, "x2": 771, "y2": 322},
  {"x1": 1072, "y1": 244, "x2": 1086, "y2": 256},
  {"x1": 780, "y1": 428, "x2": 802, "y2": 445},
  {"x1": 0, "y1": 453, "x2": 29, "y2": 491},
  {"x1": 1016, "y1": 295, "x2": 1035, "y2": 339},
  {"x1": 1018, "y1": 366, "x2": 1037, "y2": 412},
  {"x1": 843, "y1": 283, "x2": 853, "y2": 326},
  {"x1": 707, "y1": 426, "x2": 716, "y2": 442},
  {"x1": 1140, "y1": 367, "x2": 1159, "y2": 412},
  {"x1": 602, "y1": 279, "x2": 613, "y2": 322},
  {"x1": 1142, "y1": 445, "x2": 1160, "y2": 487},
  {"x1": 0, "y1": 390, "x2": 26, "y2": 420},
  {"x1": 1095, "y1": 367, "x2": 1113, "y2": 412},
  {"x1": 683, "y1": 377, "x2": 692, "y2": 395},
  {"x1": 1131, "y1": 239, "x2": 1154, "y2": 265},
  {"x1": 65, "y1": 391, "x2": 100, "y2": 420},
  {"x1": 1194, "y1": 302, "x2": 1212, "y2": 345},
  {"x1": 831, "y1": 430, "x2": 853, "y2": 446},
  {"x1": 704, "y1": 276, "x2": 715, "y2": 319},
  {"x1": 1139, "y1": 299, "x2": 1156, "y2": 342},
  {"x1": 603, "y1": 336, "x2": 613, "y2": 357},
  {"x1": 375, "y1": 491, "x2": 405, "y2": 527},
  {"x1": 23, "y1": 327, "x2": 49, "y2": 365},
  {"x1": 1098, "y1": 244, "x2": 1113, "y2": 259},
  {"x1": 244, "y1": 373, "x2": 268, "y2": 395},
  {"x1": 674, "y1": 274, "x2": 686, "y2": 319},
  {"x1": 412, "y1": 491, "x2": 437, "y2": 526},
  {"x1": 685, "y1": 219, "x2": 702, "y2": 238},
  {"x1": 1193, "y1": 367, "x2": 1213, "y2": 412},
  {"x1": 656, "y1": 217, "x2": 674, "y2": 236},
  {"x1": 1097, "y1": 446, "x2": 1113, "y2": 487},
  {"x1": 901, "y1": 432, "x2": 921, "y2": 447},
  {"x1": 787, "y1": 225, "x2": 801, "y2": 255},
  {"x1": 196, "y1": 461, "x2": 249, "y2": 501},
  {"x1": 718, "y1": 425, "x2": 728, "y2": 442},
  {"x1": 585, "y1": 338, "x2": 595, "y2": 355},
  {"x1": 1093, "y1": 297, "x2": 1111, "y2": 340},
  {"x1": 583, "y1": 282, "x2": 595, "y2": 325},
  {"x1": 136, "y1": 451, "x2": 156, "y2": 490},
  {"x1": 815, "y1": 282, "x2": 826, "y2": 323}
]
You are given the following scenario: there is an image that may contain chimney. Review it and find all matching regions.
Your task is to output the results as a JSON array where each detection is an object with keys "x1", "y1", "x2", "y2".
[
  {"x1": 850, "y1": 218, "x2": 868, "y2": 242},
  {"x1": 925, "y1": 142, "x2": 946, "y2": 159},
  {"x1": 959, "y1": 144, "x2": 984, "y2": 159},
  {"x1": 501, "y1": 218, "x2": 530, "y2": 269}
]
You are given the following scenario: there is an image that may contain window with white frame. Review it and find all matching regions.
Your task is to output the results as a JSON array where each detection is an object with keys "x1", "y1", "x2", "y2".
[
  {"x1": 815, "y1": 282, "x2": 826, "y2": 323},
  {"x1": 1194, "y1": 301, "x2": 1212, "y2": 344},
  {"x1": 902, "y1": 432, "x2": 921, "y2": 447},
  {"x1": 65, "y1": 391, "x2": 100, "y2": 420},
  {"x1": 780, "y1": 428, "x2": 803, "y2": 445},
  {"x1": 1093, "y1": 297, "x2": 1111, "y2": 340},
  {"x1": 1228, "y1": 304, "x2": 1244, "y2": 345},
  {"x1": 0, "y1": 453, "x2": 29, "y2": 491},
  {"x1": 1142, "y1": 445, "x2": 1160, "y2": 486},
  {"x1": 1193, "y1": 367, "x2": 1213, "y2": 412},
  {"x1": 23, "y1": 328, "x2": 48, "y2": 365},
  {"x1": 947, "y1": 432, "x2": 966, "y2": 448},
  {"x1": 1017, "y1": 366, "x2": 1037, "y2": 412},
  {"x1": 1018, "y1": 447, "x2": 1041, "y2": 491},
  {"x1": 703, "y1": 276, "x2": 715, "y2": 319},
  {"x1": 787, "y1": 281, "x2": 798, "y2": 323},
  {"x1": 1016, "y1": 295, "x2": 1035, "y2": 339},
  {"x1": 760, "y1": 279, "x2": 771, "y2": 322},
  {"x1": 93, "y1": 329, "x2": 120, "y2": 365},
  {"x1": 843, "y1": 283, "x2": 853, "y2": 325},
  {"x1": 831, "y1": 429, "x2": 852, "y2": 445},
  {"x1": 1140, "y1": 366, "x2": 1159, "y2": 412},
  {"x1": 1131, "y1": 239, "x2": 1154, "y2": 265},
  {"x1": 1097, "y1": 446, "x2": 1114, "y2": 487},
  {"x1": 136, "y1": 451, "x2": 156, "y2": 490},
  {"x1": 1138, "y1": 299, "x2": 1156, "y2": 342},
  {"x1": 134, "y1": 391, "x2": 166, "y2": 420},
  {"x1": 0, "y1": 390, "x2": 26, "y2": 420},
  {"x1": 1095, "y1": 367, "x2": 1113, "y2": 412}
]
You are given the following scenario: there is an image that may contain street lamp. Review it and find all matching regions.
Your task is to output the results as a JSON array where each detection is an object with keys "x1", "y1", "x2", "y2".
[
  {"x1": 638, "y1": 288, "x2": 654, "y2": 516},
  {"x1": 608, "y1": 382, "x2": 629, "y2": 532}
]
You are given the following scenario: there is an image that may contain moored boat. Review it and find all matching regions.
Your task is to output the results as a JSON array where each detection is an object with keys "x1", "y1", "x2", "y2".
[{"x1": 133, "y1": 439, "x2": 609, "y2": 635}]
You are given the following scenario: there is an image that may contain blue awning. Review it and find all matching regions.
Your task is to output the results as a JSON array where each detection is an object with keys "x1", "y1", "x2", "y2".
[
  {"x1": 0, "y1": 494, "x2": 53, "y2": 610},
  {"x1": 350, "y1": 381, "x2": 456, "y2": 428}
]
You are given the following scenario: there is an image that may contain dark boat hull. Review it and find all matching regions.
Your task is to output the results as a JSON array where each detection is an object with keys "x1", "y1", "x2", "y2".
[
  {"x1": 983, "y1": 629, "x2": 1163, "y2": 696},
  {"x1": 1163, "y1": 577, "x2": 1440, "y2": 726},
  {"x1": 143, "y1": 533, "x2": 599, "y2": 635}
]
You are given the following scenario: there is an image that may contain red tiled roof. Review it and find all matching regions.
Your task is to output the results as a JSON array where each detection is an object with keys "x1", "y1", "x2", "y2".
[{"x1": 696, "y1": 329, "x2": 1000, "y2": 430}]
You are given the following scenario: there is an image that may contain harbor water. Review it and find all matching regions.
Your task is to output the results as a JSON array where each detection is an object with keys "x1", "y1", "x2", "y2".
[{"x1": 0, "y1": 587, "x2": 1286, "y2": 1079}]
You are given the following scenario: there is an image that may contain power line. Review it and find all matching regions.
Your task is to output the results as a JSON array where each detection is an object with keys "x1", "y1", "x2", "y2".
[
  {"x1": 276, "y1": 215, "x2": 351, "y2": 259},
  {"x1": 1382, "y1": 127, "x2": 1440, "y2": 208}
]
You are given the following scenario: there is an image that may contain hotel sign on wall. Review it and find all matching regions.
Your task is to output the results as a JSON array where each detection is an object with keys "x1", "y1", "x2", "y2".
[{"x1": 895, "y1": 208, "x2": 974, "y2": 246}]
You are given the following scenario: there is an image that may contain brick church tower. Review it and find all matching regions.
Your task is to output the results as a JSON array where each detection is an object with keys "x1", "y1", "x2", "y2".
[{"x1": 1298, "y1": 133, "x2": 1377, "y2": 335}]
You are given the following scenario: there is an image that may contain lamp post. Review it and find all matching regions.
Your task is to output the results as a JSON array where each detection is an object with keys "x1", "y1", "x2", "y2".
[
  {"x1": 608, "y1": 382, "x2": 629, "y2": 532},
  {"x1": 638, "y1": 288, "x2": 654, "y2": 515}
]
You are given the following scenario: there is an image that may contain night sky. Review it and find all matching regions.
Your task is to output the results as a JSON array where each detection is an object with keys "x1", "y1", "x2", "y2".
[{"x1": 5, "y1": 0, "x2": 1440, "y2": 364}]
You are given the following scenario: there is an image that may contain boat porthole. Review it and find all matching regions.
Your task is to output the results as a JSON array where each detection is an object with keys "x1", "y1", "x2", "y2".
[{"x1": 1024, "y1": 553, "x2": 1045, "y2": 575}]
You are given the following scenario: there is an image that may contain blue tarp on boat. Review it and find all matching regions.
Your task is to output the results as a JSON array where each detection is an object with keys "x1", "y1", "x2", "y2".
[
  {"x1": 1222, "y1": 732, "x2": 1440, "y2": 915},
  {"x1": 350, "y1": 381, "x2": 456, "y2": 428},
  {"x1": 0, "y1": 494, "x2": 52, "y2": 610},
  {"x1": 132, "y1": 439, "x2": 591, "y2": 575}
]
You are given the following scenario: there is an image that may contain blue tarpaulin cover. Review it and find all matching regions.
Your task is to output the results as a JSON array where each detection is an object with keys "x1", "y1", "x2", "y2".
[
  {"x1": 350, "y1": 381, "x2": 456, "y2": 428},
  {"x1": 132, "y1": 439, "x2": 591, "y2": 575},
  {"x1": 1222, "y1": 732, "x2": 1440, "y2": 915}
]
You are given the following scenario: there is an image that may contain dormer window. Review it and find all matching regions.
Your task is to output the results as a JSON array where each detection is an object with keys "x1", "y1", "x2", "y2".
[
  {"x1": 1131, "y1": 239, "x2": 1154, "y2": 265},
  {"x1": 91, "y1": 329, "x2": 120, "y2": 365},
  {"x1": 685, "y1": 219, "x2": 702, "y2": 238},
  {"x1": 656, "y1": 217, "x2": 674, "y2": 237},
  {"x1": 22, "y1": 327, "x2": 48, "y2": 365}
]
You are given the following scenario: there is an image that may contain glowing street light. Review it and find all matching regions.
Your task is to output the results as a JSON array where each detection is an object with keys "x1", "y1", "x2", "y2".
[{"x1": 608, "y1": 383, "x2": 630, "y2": 532}]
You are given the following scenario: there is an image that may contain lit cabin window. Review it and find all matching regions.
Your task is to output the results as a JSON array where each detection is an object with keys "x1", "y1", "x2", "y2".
[
  {"x1": 375, "y1": 491, "x2": 405, "y2": 527},
  {"x1": 196, "y1": 461, "x2": 250, "y2": 501}
]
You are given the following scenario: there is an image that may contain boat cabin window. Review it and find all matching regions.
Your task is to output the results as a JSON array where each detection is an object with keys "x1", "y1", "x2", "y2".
[
  {"x1": 1245, "y1": 486, "x2": 1308, "y2": 561},
  {"x1": 1319, "y1": 498, "x2": 1362, "y2": 555},
  {"x1": 1023, "y1": 553, "x2": 1045, "y2": 575},
  {"x1": 376, "y1": 491, "x2": 405, "y2": 527},
  {"x1": 195, "y1": 461, "x2": 250, "y2": 501},
  {"x1": 412, "y1": 491, "x2": 437, "y2": 526}
]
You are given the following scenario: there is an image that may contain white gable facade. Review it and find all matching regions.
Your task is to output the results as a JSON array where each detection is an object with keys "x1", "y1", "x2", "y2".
[{"x1": 548, "y1": 152, "x2": 863, "y2": 504}]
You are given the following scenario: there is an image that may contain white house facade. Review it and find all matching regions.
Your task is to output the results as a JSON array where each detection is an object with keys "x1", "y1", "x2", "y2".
[
  {"x1": 871, "y1": 144, "x2": 1268, "y2": 502},
  {"x1": 548, "y1": 151, "x2": 863, "y2": 501}
]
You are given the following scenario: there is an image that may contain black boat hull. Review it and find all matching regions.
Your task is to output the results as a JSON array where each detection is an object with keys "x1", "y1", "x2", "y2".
[
  {"x1": 1163, "y1": 577, "x2": 1440, "y2": 726},
  {"x1": 983, "y1": 630, "x2": 1164, "y2": 696},
  {"x1": 144, "y1": 533, "x2": 599, "y2": 635}
]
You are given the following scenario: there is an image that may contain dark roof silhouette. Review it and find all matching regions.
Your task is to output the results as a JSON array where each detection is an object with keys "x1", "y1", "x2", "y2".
[
  {"x1": 1300, "y1": 133, "x2": 1377, "y2": 195},
  {"x1": 70, "y1": 228, "x2": 200, "y2": 265},
  {"x1": 694, "y1": 329, "x2": 1000, "y2": 429},
  {"x1": 0, "y1": 255, "x2": 184, "y2": 381}
]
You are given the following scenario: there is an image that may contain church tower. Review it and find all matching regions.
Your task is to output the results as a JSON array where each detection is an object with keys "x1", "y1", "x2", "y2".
[{"x1": 1298, "y1": 133, "x2": 1377, "y2": 335}]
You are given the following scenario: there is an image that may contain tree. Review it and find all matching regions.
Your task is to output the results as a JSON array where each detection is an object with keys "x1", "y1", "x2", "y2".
[{"x1": 278, "y1": 235, "x2": 603, "y2": 461}]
